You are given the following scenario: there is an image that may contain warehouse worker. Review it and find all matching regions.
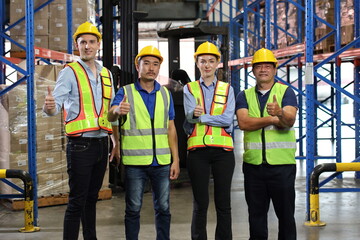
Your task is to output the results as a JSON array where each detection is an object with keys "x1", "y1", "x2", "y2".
[
  {"x1": 235, "y1": 48, "x2": 298, "y2": 240},
  {"x1": 183, "y1": 41, "x2": 235, "y2": 240},
  {"x1": 43, "y1": 22, "x2": 120, "y2": 240},
  {"x1": 108, "y1": 46, "x2": 180, "y2": 240}
]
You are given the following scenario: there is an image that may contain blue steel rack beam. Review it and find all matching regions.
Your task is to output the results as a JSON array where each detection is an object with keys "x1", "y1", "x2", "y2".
[
  {"x1": 0, "y1": 0, "x2": 39, "y2": 226},
  {"x1": 207, "y1": 0, "x2": 360, "y2": 220},
  {"x1": 0, "y1": 0, "x2": 77, "y2": 226}
]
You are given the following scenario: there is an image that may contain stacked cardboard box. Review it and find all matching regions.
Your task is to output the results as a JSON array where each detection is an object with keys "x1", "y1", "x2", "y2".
[
  {"x1": 9, "y1": 0, "x2": 49, "y2": 51},
  {"x1": 49, "y1": 0, "x2": 96, "y2": 51},
  {"x1": 315, "y1": 0, "x2": 355, "y2": 52},
  {"x1": 0, "y1": 64, "x2": 110, "y2": 197},
  {"x1": 10, "y1": 0, "x2": 96, "y2": 52},
  {"x1": 0, "y1": 65, "x2": 67, "y2": 196}
]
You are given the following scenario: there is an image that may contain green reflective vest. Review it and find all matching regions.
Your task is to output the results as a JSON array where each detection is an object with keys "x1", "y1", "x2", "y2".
[
  {"x1": 64, "y1": 62, "x2": 113, "y2": 136},
  {"x1": 243, "y1": 83, "x2": 296, "y2": 165},
  {"x1": 121, "y1": 84, "x2": 171, "y2": 165},
  {"x1": 186, "y1": 80, "x2": 233, "y2": 150}
]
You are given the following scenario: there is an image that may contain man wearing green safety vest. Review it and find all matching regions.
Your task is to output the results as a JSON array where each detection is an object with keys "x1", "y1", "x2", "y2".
[
  {"x1": 43, "y1": 22, "x2": 120, "y2": 239},
  {"x1": 235, "y1": 48, "x2": 298, "y2": 240},
  {"x1": 108, "y1": 45, "x2": 180, "y2": 240},
  {"x1": 183, "y1": 41, "x2": 235, "y2": 240}
]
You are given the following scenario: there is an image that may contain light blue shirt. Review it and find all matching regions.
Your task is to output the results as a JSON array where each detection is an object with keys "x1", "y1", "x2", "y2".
[
  {"x1": 183, "y1": 77, "x2": 235, "y2": 135},
  {"x1": 48, "y1": 59, "x2": 117, "y2": 137}
]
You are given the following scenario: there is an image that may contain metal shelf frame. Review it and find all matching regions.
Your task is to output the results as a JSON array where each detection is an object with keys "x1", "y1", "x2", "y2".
[
  {"x1": 0, "y1": 0, "x2": 76, "y2": 226},
  {"x1": 206, "y1": 0, "x2": 360, "y2": 220}
]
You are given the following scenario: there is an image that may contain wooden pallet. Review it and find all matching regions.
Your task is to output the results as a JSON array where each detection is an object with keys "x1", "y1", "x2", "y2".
[{"x1": 1, "y1": 188, "x2": 112, "y2": 211}]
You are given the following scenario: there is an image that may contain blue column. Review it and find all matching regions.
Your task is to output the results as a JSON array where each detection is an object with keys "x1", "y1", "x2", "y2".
[
  {"x1": 66, "y1": 0, "x2": 73, "y2": 53},
  {"x1": 25, "y1": 0, "x2": 38, "y2": 225},
  {"x1": 0, "y1": 0, "x2": 5, "y2": 84},
  {"x1": 305, "y1": 0, "x2": 315, "y2": 221}
]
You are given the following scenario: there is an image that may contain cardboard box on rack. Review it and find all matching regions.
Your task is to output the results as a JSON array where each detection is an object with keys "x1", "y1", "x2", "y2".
[
  {"x1": 11, "y1": 35, "x2": 48, "y2": 52},
  {"x1": 9, "y1": 19, "x2": 49, "y2": 36},
  {"x1": 9, "y1": 1, "x2": 49, "y2": 23},
  {"x1": 48, "y1": 34, "x2": 68, "y2": 51}
]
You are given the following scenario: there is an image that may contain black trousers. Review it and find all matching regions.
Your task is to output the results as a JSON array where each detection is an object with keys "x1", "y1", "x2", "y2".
[
  {"x1": 243, "y1": 162, "x2": 297, "y2": 240},
  {"x1": 63, "y1": 136, "x2": 109, "y2": 240},
  {"x1": 187, "y1": 148, "x2": 235, "y2": 240}
]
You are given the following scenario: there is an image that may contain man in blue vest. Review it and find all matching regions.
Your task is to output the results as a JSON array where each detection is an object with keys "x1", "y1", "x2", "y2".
[
  {"x1": 235, "y1": 48, "x2": 298, "y2": 240},
  {"x1": 43, "y1": 22, "x2": 120, "y2": 240},
  {"x1": 108, "y1": 46, "x2": 180, "y2": 240}
]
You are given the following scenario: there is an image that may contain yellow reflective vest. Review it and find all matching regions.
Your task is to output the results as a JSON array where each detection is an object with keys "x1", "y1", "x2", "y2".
[
  {"x1": 64, "y1": 62, "x2": 113, "y2": 136},
  {"x1": 243, "y1": 83, "x2": 296, "y2": 165},
  {"x1": 186, "y1": 80, "x2": 234, "y2": 150},
  {"x1": 121, "y1": 84, "x2": 171, "y2": 165}
]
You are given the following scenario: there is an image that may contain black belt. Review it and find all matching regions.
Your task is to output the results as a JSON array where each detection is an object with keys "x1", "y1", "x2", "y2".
[{"x1": 67, "y1": 136, "x2": 108, "y2": 142}]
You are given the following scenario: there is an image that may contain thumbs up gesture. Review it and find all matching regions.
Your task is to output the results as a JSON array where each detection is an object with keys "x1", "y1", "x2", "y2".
[
  {"x1": 266, "y1": 95, "x2": 281, "y2": 117},
  {"x1": 193, "y1": 97, "x2": 203, "y2": 117},
  {"x1": 43, "y1": 86, "x2": 56, "y2": 114},
  {"x1": 114, "y1": 94, "x2": 130, "y2": 116}
]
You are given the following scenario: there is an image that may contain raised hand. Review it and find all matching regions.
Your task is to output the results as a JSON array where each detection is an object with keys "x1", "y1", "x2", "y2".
[
  {"x1": 114, "y1": 94, "x2": 130, "y2": 116},
  {"x1": 266, "y1": 95, "x2": 282, "y2": 117},
  {"x1": 193, "y1": 97, "x2": 203, "y2": 117},
  {"x1": 44, "y1": 86, "x2": 56, "y2": 113}
]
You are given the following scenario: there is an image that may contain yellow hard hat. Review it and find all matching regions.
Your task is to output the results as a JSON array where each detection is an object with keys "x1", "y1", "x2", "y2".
[
  {"x1": 73, "y1": 22, "x2": 102, "y2": 43},
  {"x1": 194, "y1": 41, "x2": 221, "y2": 61},
  {"x1": 135, "y1": 46, "x2": 163, "y2": 65},
  {"x1": 252, "y1": 48, "x2": 278, "y2": 67}
]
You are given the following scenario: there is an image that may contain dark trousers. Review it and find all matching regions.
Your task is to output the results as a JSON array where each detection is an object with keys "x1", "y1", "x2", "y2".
[
  {"x1": 63, "y1": 137, "x2": 109, "y2": 240},
  {"x1": 243, "y1": 162, "x2": 297, "y2": 240},
  {"x1": 187, "y1": 148, "x2": 235, "y2": 240}
]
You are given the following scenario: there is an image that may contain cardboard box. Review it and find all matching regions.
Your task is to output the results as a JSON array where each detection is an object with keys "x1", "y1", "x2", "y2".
[
  {"x1": 11, "y1": 35, "x2": 48, "y2": 51},
  {"x1": 37, "y1": 173, "x2": 63, "y2": 196},
  {"x1": 37, "y1": 151, "x2": 66, "y2": 173},
  {"x1": 9, "y1": 19, "x2": 48, "y2": 36},
  {"x1": 49, "y1": 2, "x2": 95, "y2": 22},
  {"x1": 10, "y1": 1, "x2": 49, "y2": 23},
  {"x1": 48, "y1": 34, "x2": 68, "y2": 51}
]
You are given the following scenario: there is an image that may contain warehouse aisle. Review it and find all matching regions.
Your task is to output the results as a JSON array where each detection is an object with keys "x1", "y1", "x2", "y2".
[{"x1": 1, "y1": 129, "x2": 360, "y2": 239}]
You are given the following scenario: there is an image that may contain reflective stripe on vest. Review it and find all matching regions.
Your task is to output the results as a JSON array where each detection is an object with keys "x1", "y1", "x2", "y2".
[
  {"x1": 121, "y1": 84, "x2": 171, "y2": 165},
  {"x1": 64, "y1": 62, "x2": 113, "y2": 136},
  {"x1": 243, "y1": 83, "x2": 296, "y2": 165},
  {"x1": 186, "y1": 80, "x2": 234, "y2": 150}
]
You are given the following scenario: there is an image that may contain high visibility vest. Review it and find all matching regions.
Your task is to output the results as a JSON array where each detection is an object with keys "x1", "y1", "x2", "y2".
[
  {"x1": 64, "y1": 62, "x2": 113, "y2": 136},
  {"x1": 243, "y1": 83, "x2": 296, "y2": 165},
  {"x1": 186, "y1": 80, "x2": 234, "y2": 150},
  {"x1": 121, "y1": 84, "x2": 171, "y2": 165}
]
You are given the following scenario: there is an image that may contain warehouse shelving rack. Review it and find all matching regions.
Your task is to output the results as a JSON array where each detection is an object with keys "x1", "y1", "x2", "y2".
[
  {"x1": 206, "y1": 0, "x2": 360, "y2": 219},
  {"x1": 0, "y1": 0, "x2": 78, "y2": 226}
]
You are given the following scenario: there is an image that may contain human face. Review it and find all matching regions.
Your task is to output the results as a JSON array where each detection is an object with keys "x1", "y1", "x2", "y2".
[
  {"x1": 136, "y1": 56, "x2": 161, "y2": 82},
  {"x1": 252, "y1": 63, "x2": 277, "y2": 85},
  {"x1": 75, "y1": 34, "x2": 100, "y2": 62},
  {"x1": 196, "y1": 55, "x2": 219, "y2": 80}
]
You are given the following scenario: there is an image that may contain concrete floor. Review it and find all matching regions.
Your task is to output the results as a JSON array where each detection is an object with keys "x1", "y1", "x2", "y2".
[{"x1": 1, "y1": 130, "x2": 360, "y2": 240}]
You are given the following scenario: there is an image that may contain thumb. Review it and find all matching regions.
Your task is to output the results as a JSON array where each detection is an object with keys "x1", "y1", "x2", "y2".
[
  {"x1": 196, "y1": 97, "x2": 201, "y2": 106},
  {"x1": 273, "y1": 95, "x2": 277, "y2": 103},
  {"x1": 47, "y1": 86, "x2": 53, "y2": 96},
  {"x1": 122, "y1": 94, "x2": 127, "y2": 103}
]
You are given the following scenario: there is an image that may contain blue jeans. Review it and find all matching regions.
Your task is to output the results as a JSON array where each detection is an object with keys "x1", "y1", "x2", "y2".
[
  {"x1": 64, "y1": 136, "x2": 109, "y2": 240},
  {"x1": 125, "y1": 165, "x2": 171, "y2": 240}
]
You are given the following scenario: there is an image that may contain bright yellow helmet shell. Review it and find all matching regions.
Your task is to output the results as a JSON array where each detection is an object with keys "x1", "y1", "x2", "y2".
[
  {"x1": 252, "y1": 48, "x2": 278, "y2": 67},
  {"x1": 135, "y1": 46, "x2": 163, "y2": 65},
  {"x1": 194, "y1": 41, "x2": 221, "y2": 61},
  {"x1": 73, "y1": 22, "x2": 102, "y2": 43}
]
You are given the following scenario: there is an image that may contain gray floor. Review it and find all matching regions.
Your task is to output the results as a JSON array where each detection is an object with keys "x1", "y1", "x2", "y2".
[{"x1": 1, "y1": 130, "x2": 360, "y2": 240}]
